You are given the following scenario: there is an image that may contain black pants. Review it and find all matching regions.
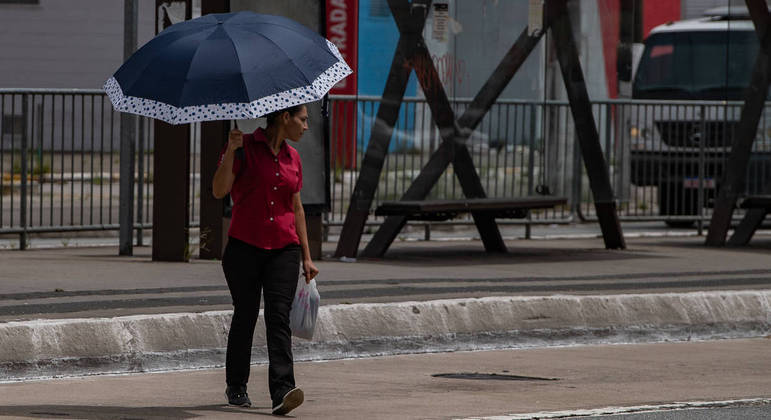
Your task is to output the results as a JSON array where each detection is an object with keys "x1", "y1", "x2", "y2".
[{"x1": 222, "y1": 237, "x2": 301, "y2": 405}]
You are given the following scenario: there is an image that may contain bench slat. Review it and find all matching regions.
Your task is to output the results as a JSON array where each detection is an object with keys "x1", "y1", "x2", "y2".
[
  {"x1": 375, "y1": 196, "x2": 567, "y2": 220},
  {"x1": 738, "y1": 195, "x2": 771, "y2": 210}
]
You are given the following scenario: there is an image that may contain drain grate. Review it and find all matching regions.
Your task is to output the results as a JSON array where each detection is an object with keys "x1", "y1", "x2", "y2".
[{"x1": 432, "y1": 372, "x2": 558, "y2": 381}]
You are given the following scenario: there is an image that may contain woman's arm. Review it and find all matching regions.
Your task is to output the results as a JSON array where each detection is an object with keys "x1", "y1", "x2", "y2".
[
  {"x1": 293, "y1": 191, "x2": 319, "y2": 283},
  {"x1": 212, "y1": 129, "x2": 243, "y2": 199}
]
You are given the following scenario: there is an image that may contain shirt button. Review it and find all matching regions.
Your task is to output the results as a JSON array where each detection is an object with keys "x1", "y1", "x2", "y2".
[
  {"x1": 270, "y1": 217, "x2": 274, "y2": 221},
  {"x1": 270, "y1": 201, "x2": 274, "y2": 205},
  {"x1": 273, "y1": 186, "x2": 277, "y2": 191},
  {"x1": 275, "y1": 172, "x2": 279, "y2": 176},
  {"x1": 274, "y1": 158, "x2": 278, "y2": 162}
]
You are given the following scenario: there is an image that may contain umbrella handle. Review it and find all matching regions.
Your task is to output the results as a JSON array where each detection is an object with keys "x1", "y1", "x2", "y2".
[
  {"x1": 233, "y1": 120, "x2": 245, "y2": 163},
  {"x1": 322, "y1": 94, "x2": 329, "y2": 118}
]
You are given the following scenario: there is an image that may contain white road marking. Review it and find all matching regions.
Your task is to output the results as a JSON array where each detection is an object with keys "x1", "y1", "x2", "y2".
[{"x1": 458, "y1": 398, "x2": 771, "y2": 419}]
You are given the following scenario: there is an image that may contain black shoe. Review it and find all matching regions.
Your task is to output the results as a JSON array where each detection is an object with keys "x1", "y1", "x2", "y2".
[
  {"x1": 226, "y1": 385, "x2": 251, "y2": 407},
  {"x1": 271, "y1": 387, "x2": 303, "y2": 415}
]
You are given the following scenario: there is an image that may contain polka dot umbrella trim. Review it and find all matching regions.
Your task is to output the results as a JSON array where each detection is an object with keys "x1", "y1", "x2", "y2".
[{"x1": 104, "y1": 12, "x2": 352, "y2": 125}]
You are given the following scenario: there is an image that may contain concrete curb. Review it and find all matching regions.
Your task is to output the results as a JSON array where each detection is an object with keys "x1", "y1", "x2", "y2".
[{"x1": 1, "y1": 290, "x2": 769, "y2": 381}]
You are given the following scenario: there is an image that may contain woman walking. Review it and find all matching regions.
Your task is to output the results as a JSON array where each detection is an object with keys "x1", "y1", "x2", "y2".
[{"x1": 212, "y1": 104, "x2": 319, "y2": 415}]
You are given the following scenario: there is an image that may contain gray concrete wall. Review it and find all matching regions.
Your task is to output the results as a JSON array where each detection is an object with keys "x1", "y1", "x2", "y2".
[
  {"x1": 0, "y1": 0, "x2": 156, "y2": 89},
  {"x1": 0, "y1": 0, "x2": 155, "y2": 151},
  {"x1": 445, "y1": 1, "x2": 544, "y2": 101}
]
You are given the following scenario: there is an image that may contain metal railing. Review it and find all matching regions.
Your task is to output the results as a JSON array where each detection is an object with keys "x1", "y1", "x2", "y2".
[
  {"x1": 2, "y1": 89, "x2": 770, "y2": 249},
  {"x1": 0, "y1": 89, "x2": 201, "y2": 248},
  {"x1": 576, "y1": 99, "x2": 771, "y2": 231},
  {"x1": 327, "y1": 95, "x2": 771, "y2": 230},
  {"x1": 327, "y1": 95, "x2": 575, "y2": 226}
]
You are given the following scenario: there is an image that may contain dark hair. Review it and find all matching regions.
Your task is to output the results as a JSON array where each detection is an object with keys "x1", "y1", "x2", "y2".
[{"x1": 265, "y1": 104, "x2": 304, "y2": 127}]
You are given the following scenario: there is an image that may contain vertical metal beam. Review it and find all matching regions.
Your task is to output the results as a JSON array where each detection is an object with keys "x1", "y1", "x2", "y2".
[
  {"x1": 333, "y1": 41, "x2": 412, "y2": 258},
  {"x1": 136, "y1": 118, "x2": 145, "y2": 246},
  {"x1": 152, "y1": 122, "x2": 191, "y2": 261},
  {"x1": 334, "y1": 0, "x2": 429, "y2": 258},
  {"x1": 706, "y1": 0, "x2": 771, "y2": 246},
  {"x1": 200, "y1": 120, "x2": 228, "y2": 259},
  {"x1": 617, "y1": 0, "x2": 642, "y2": 89},
  {"x1": 202, "y1": 0, "x2": 229, "y2": 14},
  {"x1": 199, "y1": 0, "x2": 230, "y2": 259},
  {"x1": 152, "y1": 0, "x2": 191, "y2": 261},
  {"x1": 19, "y1": 95, "x2": 29, "y2": 250},
  {"x1": 547, "y1": 0, "x2": 625, "y2": 249},
  {"x1": 119, "y1": 0, "x2": 138, "y2": 255}
]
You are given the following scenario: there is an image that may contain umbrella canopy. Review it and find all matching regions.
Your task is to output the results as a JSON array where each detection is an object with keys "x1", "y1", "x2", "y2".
[{"x1": 104, "y1": 11, "x2": 352, "y2": 125}]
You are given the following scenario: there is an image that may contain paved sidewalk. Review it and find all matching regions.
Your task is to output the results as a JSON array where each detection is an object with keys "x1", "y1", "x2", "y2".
[
  {"x1": 1, "y1": 232, "x2": 770, "y2": 417},
  {"x1": 0, "y1": 338, "x2": 768, "y2": 419},
  {"x1": 1, "y1": 235, "x2": 771, "y2": 322}
]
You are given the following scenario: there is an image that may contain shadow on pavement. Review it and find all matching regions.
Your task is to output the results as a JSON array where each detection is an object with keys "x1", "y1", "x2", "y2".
[
  {"x1": 0, "y1": 404, "x2": 282, "y2": 419},
  {"x1": 655, "y1": 236, "x2": 771, "y2": 252},
  {"x1": 361, "y1": 242, "x2": 659, "y2": 266}
]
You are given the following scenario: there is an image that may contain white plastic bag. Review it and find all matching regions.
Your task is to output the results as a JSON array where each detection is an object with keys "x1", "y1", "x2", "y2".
[{"x1": 289, "y1": 276, "x2": 320, "y2": 340}]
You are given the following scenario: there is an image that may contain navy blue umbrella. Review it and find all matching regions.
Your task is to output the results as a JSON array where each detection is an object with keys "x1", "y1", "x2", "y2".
[{"x1": 105, "y1": 11, "x2": 352, "y2": 125}]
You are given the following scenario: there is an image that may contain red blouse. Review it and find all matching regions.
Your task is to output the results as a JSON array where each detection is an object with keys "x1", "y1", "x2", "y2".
[{"x1": 219, "y1": 127, "x2": 303, "y2": 249}]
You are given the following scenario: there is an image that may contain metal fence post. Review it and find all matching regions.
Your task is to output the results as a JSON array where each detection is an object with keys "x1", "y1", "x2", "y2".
[
  {"x1": 119, "y1": 0, "x2": 138, "y2": 256},
  {"x1": 604, "y1": 103, "x2": 615, "y2": 199},
  {"x1": 136, "y1": 117, "x2": 144, "y2": 246},
  {"x1": 526, "y1": 103, "x2": 537, "y2": 239},
  {"x1": 19, "y1": 94, "x2": 28, "y2": 250},
  {"x1": 697, "y1": 104, "x2": 706, "y2": 235},
  {"x1": 571, "y1": 130, "x2": 582, "y2": 216}
]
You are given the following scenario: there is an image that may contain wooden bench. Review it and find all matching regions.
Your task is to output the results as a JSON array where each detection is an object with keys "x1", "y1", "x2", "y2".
[
  {"x1": 375, "y1": 196, "x2": 567, "y2": 220},
  {"x1": 365, "y1": 196, "x2": 567, "y2": 256}
]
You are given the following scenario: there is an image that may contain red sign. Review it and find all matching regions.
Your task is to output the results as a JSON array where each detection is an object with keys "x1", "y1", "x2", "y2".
[
  {"x1": 326, "y1": 0, "x2": 358, "y2": 169},
  {"x1": 326, "y1": 0, "x2": 358, "y2": 95}
]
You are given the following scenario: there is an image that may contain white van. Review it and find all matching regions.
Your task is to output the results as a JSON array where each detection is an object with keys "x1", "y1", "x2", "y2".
[{"x1": 627, "y1": 5, "x2": 771, "y2": 225}]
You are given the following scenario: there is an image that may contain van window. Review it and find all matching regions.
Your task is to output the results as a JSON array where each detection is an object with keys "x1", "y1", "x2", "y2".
[{"x1": 633, "y1": 31, "x2": 760, "y2": 100}]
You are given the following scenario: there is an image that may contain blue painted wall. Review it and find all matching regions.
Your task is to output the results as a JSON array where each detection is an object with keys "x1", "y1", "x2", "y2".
[
  {"x1": 357, "y1": 0, "x2": 419, "y2": 96},
  {"x1": 357, "y1": 0, "x2": 419, "y2": 152}
]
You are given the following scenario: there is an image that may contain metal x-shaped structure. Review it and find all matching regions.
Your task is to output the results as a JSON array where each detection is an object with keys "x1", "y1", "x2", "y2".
[
  {"x1": 706, "y1": 0, "x2": 771, "y2": 246},
  {"x1": 335, "y1": 0, "x2": 626, "y2": 258}
]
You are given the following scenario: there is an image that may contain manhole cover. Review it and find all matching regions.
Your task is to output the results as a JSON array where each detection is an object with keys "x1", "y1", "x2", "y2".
[{"x1": 432, "y1": 372, "x2": 558, "y2": 381}]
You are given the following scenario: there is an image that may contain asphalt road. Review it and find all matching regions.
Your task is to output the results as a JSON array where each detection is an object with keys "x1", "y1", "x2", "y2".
[{"x1": 576, "y1": 406, "x2": 771, "y2": 420}]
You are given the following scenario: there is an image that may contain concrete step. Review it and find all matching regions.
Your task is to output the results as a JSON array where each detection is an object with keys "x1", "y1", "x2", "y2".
[{"x1": 1, "y1": 290, "x2": 769, "y2": 381}]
